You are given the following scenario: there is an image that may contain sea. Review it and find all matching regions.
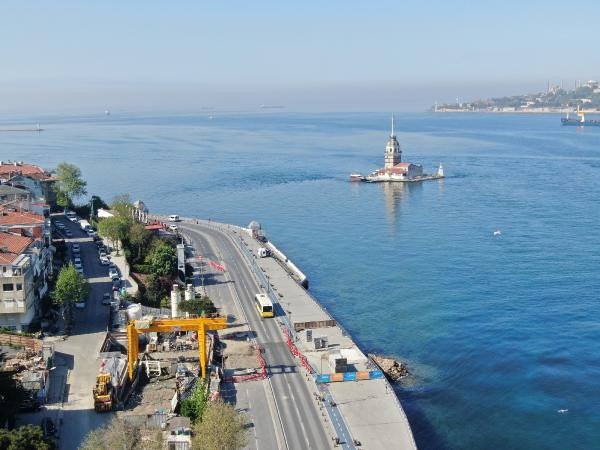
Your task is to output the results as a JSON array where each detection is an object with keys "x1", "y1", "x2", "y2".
[{"x1": 2, "y1": 112, "x2": 599, "y2": 449}]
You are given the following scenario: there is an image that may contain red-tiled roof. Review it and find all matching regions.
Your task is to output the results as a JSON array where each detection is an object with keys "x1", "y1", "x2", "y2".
[
  {"x1": 0, "y1": 162, "x2": 53, "y2": 181},
  {"x1": 0, "y1": 210, "x2": 45, "y2": 226},
  {"x1": 0, "y1": 232, "x2": 34, "y2": 265}
]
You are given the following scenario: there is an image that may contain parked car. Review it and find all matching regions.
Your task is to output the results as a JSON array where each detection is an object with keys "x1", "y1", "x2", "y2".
[
  {"x1": 40, "y1": 417, "x2": 56, "y2": 437},
  {"x1": 19, "y1": 397, "x2": 41, "y2": 412},
  {"x1": 102, "y1": 293, "x2": 112, "y2": 305},
  {"x1": 108, "y1": 268, "x2": 119, "y2": 278},
  {"x1": 100, "y1": 256, "x2": 109, "y2": 265},
  {"x1": 168, "y1": 214, "x2": 180, "y2": 222}
]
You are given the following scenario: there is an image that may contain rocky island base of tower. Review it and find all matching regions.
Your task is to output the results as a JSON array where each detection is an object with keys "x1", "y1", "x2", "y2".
[{"x1": 350, "y1": 116, "x2": 445, "y2": 182}]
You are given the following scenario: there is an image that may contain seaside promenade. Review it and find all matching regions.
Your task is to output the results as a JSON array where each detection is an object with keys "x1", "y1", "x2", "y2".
[{"x1": 173, "y1": 217, "x2": 416, "y2": 449}]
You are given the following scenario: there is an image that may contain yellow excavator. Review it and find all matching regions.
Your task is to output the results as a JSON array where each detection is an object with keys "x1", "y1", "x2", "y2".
[{"x1": 92, "y1": 372, "x2": 113, "y2": 412}]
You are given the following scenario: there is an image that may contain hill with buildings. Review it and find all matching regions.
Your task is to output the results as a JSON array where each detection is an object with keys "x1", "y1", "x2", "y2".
[{"x1": 434, "y1": 80, "x2": 600, "y2": 113}]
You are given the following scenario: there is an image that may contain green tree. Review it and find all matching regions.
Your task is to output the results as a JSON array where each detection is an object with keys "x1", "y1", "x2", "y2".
[
  {"x1": 178, "y1": 296, "x2": 217, "y2": 317},
  {"x1": 144, "y1": 273, "x2": 163, "y2": 307},
  {"x1": 0, "y1": 425, "x2": 54, "y2": 450},
  {"x1": 52, "y1": 264, "x2": 90, "y2": 324},
  {"x1": 52, "y1": 162, "x2": 87, "y2": 210},
  {"x1": 192, "y1": 399, "x2": 247, "y2": 450},
  {"x1": 80, "y1": 416, "x2": 162, "y2": 450},
  {"x1": 149, "y1": 243, "x2": 177, "y2": 277},
  {"x1": 180, "y1": 380, "x2": 207, "y2": 423},
  {"x1": 97, "y1": 216, "x2": 130, "y2": 255},
  {"x1": 128, "y1": 222, "x2": 152, "y2": 261}
]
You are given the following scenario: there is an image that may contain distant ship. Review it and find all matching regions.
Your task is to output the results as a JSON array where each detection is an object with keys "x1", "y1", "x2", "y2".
[{"x1": 561, "y1": 106, "x2": 600, "y2": 126}]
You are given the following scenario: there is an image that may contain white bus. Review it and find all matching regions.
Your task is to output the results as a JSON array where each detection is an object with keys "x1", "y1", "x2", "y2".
[{"x1": 254, "y1": 293, "x2": 274, "y2": 318}]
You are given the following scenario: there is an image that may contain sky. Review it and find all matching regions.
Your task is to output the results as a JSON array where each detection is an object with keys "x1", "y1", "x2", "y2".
[{"x1": 1, "y1": 0, "x2": 599, "y2": 113}]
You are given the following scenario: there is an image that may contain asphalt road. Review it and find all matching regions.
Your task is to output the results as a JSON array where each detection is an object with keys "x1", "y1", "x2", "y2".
[
  {"x1": 50, "y1": 215, "x2": 114, "y2": 449},
  {"x1": 181, "y1": 222, "x2": 331, "y2": 450}
]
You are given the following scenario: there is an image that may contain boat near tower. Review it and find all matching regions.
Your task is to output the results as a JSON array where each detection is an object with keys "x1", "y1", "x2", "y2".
[{"x1": 349, "y1": 116, "x2": 445, "y2": 182}]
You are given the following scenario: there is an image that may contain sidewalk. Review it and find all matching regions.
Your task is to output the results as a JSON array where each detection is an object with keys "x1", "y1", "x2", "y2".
[{"x1": 107, "y1": 240, "x2": 138, "y2": 295}]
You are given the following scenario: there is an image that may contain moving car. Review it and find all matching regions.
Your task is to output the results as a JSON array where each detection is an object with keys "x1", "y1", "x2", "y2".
[
  {"x1": 72, "y1": 243, "x2": 80, "y2": 251},
  {"x1": 168, "y1": 224, "x2": 178, "y2": 232}
]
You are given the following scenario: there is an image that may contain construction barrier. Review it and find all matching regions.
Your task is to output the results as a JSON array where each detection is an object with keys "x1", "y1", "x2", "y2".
[
  {"x1": 223, "y1": 345, "x2": 267, "y2": 383},
  {"x1": 315, "y1": 370, "x2": 383, "y2": 384},
  {"x1": 282, "y1": 326, "x2": 314, "y2": 374}
]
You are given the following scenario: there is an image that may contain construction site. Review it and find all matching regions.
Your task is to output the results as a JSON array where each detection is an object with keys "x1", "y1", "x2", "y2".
[{"x1": 90, "y1": 280, "x2": 268, "y2": 447}]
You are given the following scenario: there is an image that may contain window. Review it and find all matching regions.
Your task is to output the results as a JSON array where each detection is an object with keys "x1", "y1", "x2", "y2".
[
  {"x1": 3, "y1": 283, "x2": 14, "y2": 291},
  {"x1": 16, "y1": 283, "x2": 23, "y2": 291}
]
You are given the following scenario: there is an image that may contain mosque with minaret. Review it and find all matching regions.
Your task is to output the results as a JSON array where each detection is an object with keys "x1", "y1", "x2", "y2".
[{"x1": 350, "y1": 116, "x2": 444, "y2": 182}]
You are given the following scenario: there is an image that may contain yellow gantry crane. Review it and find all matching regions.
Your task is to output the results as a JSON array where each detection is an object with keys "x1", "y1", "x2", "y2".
[{"x1": 127, "y1": 317, "x2": 228, "y2": 381}]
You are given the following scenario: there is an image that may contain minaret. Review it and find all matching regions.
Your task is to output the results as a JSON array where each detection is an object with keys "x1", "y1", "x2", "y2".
[{"x1": 384, "y1": 115, "x2": 402, "y2": 169}]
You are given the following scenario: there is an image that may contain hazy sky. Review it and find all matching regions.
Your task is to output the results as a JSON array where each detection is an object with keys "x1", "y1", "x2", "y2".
[{"x1": 1, "y1": 0, "x2": 599, "y2": 112}]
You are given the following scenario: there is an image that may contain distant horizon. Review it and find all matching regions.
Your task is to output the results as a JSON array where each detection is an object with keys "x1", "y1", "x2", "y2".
[{"x1": 0, "y1": 79, "x2": 569, "y2": 115}]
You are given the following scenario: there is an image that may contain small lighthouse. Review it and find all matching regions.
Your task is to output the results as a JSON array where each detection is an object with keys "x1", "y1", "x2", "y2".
[
  {"x1": 384, "y1": 115, "x2": 402, "y2": 169},
  {"x1": 438, "y1": 163, "x2": 445, "y2": 178}
]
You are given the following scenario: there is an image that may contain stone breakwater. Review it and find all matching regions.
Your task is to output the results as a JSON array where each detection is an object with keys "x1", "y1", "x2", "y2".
[{"x1": 369, "y1": 354, "x2": 409, "y2": 382}]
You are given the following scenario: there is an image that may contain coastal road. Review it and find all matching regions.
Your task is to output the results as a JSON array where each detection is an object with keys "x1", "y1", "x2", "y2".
[{"x1": 180, "y1": 222, "x2": 332, "y2": 450}]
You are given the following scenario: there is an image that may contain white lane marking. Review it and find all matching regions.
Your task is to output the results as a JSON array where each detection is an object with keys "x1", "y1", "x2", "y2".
[
  {"x1": 246, "y1": 388, "x2": 259, "y2": 450},
  {"x1": 285, "y1": 379, "x2": 310, "y2": 449}
]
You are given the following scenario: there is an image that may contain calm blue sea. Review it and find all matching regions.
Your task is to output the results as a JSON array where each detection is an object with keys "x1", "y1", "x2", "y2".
[{"x1": 2, "y1": 112, "x2": 600, "y2": 449}]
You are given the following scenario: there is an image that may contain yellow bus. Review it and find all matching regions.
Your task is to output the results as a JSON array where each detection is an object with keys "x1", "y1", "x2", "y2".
[{"x1": 254, "y1": 293, "x2": 274, "y2": 318}]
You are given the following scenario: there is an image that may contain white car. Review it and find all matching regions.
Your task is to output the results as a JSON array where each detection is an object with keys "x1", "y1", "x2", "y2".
[
  {"x1": 100, "y1": 256, "x2": 110, "y2": 265},
  {"x1": 75, "y1": 302, "x2": 86, "y2": 309},
  {"x1": 108, "y1": 268, "x2": 119, "y2": 278},
  {"x1": 168, "y1": 224, "x2": 178, "y2": 232},
  {"x1": 168, "y1": 214, "x2": 180, "y2": 222}
]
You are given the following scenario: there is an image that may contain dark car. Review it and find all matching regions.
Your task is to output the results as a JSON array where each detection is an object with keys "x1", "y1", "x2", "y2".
[
  {"x1": 41, "y1": 417, "x2": 56, "y2": 437},
  {"x1": 19, "y1": 397, "x2": 41, "y2": 412}
]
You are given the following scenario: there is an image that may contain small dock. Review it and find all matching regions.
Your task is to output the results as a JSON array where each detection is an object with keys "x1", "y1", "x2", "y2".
[{"x1": 350, "y1": 173, "x2": 444, "y2": 183}]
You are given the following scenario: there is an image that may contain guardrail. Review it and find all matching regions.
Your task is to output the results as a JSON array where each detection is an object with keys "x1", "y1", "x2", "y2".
[{"x1": 164, "y1": 216, "x2": 415, "y2": 449}]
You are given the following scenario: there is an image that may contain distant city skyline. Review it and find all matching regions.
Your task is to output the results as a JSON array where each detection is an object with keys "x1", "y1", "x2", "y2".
[{"x1": 2, "y1": 0, "x2": 600, "y2": 112}]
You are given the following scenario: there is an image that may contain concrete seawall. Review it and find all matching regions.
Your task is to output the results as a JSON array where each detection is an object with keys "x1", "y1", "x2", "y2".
[{"x1": 155, "y1": 216, "x2": 416, "y2": 448}]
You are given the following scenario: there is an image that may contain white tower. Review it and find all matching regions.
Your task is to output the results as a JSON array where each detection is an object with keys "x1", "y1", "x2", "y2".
[
  {"x1": 438, "y1": 162, "x2": 445, "y2": 178},
  {"x1": 171, "y1": 284, "x2": 181, "y2": 318},
  {"x1": 384, "y1": 115, "x2": 402, "y2": 169}
]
